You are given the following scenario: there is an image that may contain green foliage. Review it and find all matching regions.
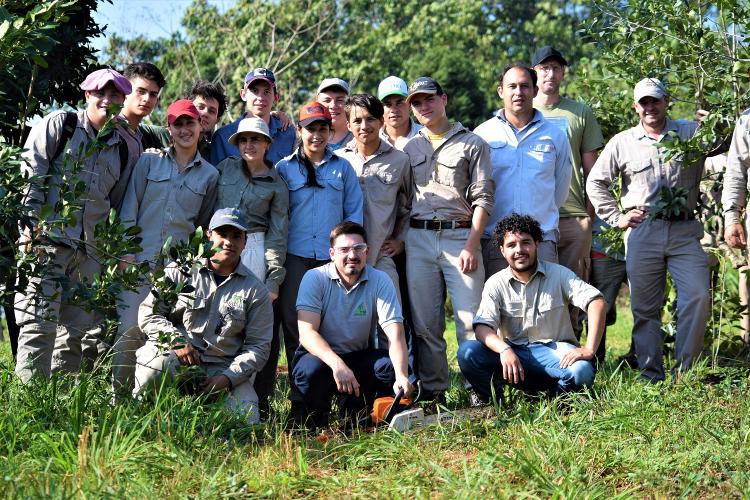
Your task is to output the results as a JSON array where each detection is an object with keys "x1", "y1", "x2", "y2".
[{"x1": 0, "y1": 0, "x2": 108, "y2": 146}]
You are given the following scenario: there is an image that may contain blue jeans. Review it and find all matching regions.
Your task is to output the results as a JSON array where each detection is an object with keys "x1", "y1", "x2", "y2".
[{"x1": 457, "y1": 340, "x2": 595, "y2": 401}]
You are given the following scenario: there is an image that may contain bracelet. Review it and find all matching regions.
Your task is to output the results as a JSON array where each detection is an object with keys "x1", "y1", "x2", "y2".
[{"x1": 498, "y1": 345, "x2": 512, "y2": 356}]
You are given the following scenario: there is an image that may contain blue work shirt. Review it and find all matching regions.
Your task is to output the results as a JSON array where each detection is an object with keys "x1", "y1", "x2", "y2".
[
  {"x1": 209, "y1": 114, "x2": 296, "y2": 166},
  {"x1": 474, "y1": 109, "x2": 572, "y2": 242},
  {"x1": 276, "y1": 147, "x2": 364, "y2": 260}
]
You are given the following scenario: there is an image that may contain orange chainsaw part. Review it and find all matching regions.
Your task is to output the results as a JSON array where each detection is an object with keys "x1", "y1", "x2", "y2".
[{"x1": 370, "y1": 396, "x2": 413, "y2": 424}]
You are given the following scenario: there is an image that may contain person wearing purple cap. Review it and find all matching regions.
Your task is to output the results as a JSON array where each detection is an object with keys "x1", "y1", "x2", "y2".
[
  {"x1": 14, "y1": 68, "x2": 133, "y2": 383},
  {"x1": 133, "y1": 208, "x2": 273, "y2": 423},
  {"x1": 209, "y1": 68, "x2": 296, "y2": 166},
  {"x1": 112, "y1": 99, "x2": 219, "y2": 395}
]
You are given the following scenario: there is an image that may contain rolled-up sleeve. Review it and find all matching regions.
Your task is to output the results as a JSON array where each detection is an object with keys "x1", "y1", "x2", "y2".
[
  {"x1": 472, "y1": 278, "x2": 502, "y2": 331},
  {"x1": 586, "y1": 139, "x2": 622, "y2": 227},
  {"x1": 723, "y1": 114, "x2": 750, "y2": 225},
  {"x1": 223, "y1": 287, "x2": 274, "y2": 386},
  {"x1": 467, "y1": 139, "x2": 496, "y2": 216}
]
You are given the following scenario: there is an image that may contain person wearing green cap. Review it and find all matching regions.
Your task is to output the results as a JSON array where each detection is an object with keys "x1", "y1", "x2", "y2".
[{"x1": 377, "y1": 76, "x2": 422, "y2": 150}]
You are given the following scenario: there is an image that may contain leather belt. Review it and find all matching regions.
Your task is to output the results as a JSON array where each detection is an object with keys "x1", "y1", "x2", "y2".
[
  {"x1": 652, "y1": 212, "x2": 695, "y2": 221},
  {"x1": 409, "y1": 218, "x2": 472, "y2": 230}
]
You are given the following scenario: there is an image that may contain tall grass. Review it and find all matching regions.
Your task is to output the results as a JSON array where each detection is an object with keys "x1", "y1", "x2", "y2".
[{"x1": 1, "y1": 306, "x2": 749, "y2": 498}]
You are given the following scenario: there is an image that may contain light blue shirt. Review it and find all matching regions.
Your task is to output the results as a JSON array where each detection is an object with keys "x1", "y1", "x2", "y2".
[
  {"x1": 474, "y1": 110, "x2": 572, "y2": 241},
  {"x1": 276, "y1": 147, "x2": 364, "y2": 259}
]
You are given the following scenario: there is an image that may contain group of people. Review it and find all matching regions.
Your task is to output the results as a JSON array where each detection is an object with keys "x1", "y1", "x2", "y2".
[{"x1": 7, "y1": 44, "x2": 745, "y2": 429}]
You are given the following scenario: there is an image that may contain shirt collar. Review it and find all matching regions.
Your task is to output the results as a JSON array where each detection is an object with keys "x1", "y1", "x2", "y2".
[
  {"x1": 502, "y1": 258, "x2": 546, "y2": 285},
  {"x1": 496, "y1": 109, "x2": 544, "y2": 129},
  {"x1": 417, "y1": 121, "x2": 466, "y2": 143},
  {"x1": 166, "y1": 146, "x2": 205, "y2": 169},
  {"x1": 201, "y1": 258, "x2": 249, "y2": 278},
  {"x1": 325, "y1": 261, "x2": 370, "y2": 287},
  {"x1": 342, "y1": 138, "x2": 393, "y2": 157},
  {"x1": 633, "y1": 119, "x2": 678, "y2": 141}
]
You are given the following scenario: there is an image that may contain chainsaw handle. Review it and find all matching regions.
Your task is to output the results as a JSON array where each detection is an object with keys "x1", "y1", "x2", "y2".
[{"x1": 383, "y1": 388, "x2": 405, "y2": 423}]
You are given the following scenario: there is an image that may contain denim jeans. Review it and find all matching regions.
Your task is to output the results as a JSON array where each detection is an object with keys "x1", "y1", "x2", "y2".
[{"x1": 457, "y1": 339, "x2": 595, "y2": 401}]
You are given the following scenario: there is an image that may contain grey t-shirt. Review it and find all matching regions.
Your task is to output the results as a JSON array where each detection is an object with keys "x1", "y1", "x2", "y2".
[{"x1": 296, "y1": 262, "x2": 403, "y2": 353}]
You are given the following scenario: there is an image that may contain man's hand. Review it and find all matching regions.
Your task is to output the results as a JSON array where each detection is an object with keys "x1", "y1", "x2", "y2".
[
  {"x1": 332, "y1": 359, "x2": 360, "y2": 396},
  {"x1": 458, "y1": 247, "x2": 478, "y2": 274},
  {"x1": 617, "y1": 209, "x2": 646, "y2": 229},
  {"x1": 173, "y1": 344, "x2": 201, "y2": 366},
  {"x1": 381, "y1": 238, "x2": 404, "y2": 257},
  {"x1": 201, "y1": 374, "x2": 231, "y2": 395},
  {"x1": 393, "y1": 375, "x2": 413, "y2": 397},
  {"x1": 500, "y1": 347, "x2": 524, "y2": 384},
  {"x1": 271, "y1": 110, "x2": 293, "y2": 130},
  {"x1": 559, "y1": 347, "x2": 595, "y2": 369},
  {"x1": 725, "y1": 223, "x2": 747, "y2": 249}
]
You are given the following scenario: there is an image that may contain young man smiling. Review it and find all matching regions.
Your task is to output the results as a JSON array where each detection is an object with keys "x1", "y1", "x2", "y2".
[
  {"x1": 403, "y1": 76, "x2": 495, "y2": 400},
  {"x1": 317, "y1": 77, "x2": 353, "y2": 149},
  {"x1": 457, "y1": 213, "x2": 606, "y2": 401},
  {"x1": 15, "y1": 68, "x2": 132, "y2": 382},
  {"x1": 210, "y1": 68, "x2": 295, "y2": 166},
  {"x1": 377, "y1": 76, "x2": 422, "y2": 150},
  {"x1": 134, "y1": 208, "x2": 273, "y2": 423}
]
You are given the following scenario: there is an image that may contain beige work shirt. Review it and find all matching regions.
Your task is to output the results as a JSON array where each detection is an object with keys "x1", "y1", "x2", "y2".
[
  {"x1": 21, "y1": 109, "x2": 126, "y2": 248},
  {"x1": 404, "y1": 122, "x2": 495, "y2": 221},
  {"x1": 214, "y1": 157, "x2": 289, "y2": 293},
  {"x1": 722, "y1": 110, "x2": 750, "y2": 225},
  {"x1": 120, "y1": 148, "x2": 219, "y2": 262},
  {"x1": 587, "y1": 119, "x2": 704, "y2": 227},
  {"x1": 473, "y1": 260, "x2": 602, "y2": 345},
  {"x1": 338, "y1": 140, "x2": 413, "y2": 265},
  {"x1": 139, "y1": 260, "x2": 273, "y2": 386}
]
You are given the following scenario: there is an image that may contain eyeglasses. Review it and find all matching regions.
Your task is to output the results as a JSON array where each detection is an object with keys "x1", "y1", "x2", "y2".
[
  {"x1": 333, "y1": 243, "x2": 368, "y2": 255},
  {"x1": 536, "y1": 65, "x2": 564, "y2": 74}
]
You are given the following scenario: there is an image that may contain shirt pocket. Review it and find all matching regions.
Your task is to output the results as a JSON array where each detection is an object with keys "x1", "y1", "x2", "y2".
[
  {"x1": 409, "y1": 154, "x2": 429, "y2": 186},
  {"x1": 324, "y1": 176, "x2": 345, "y2": 207},
  {"x1": 369, "y1": 167, "x2": 400, "y2": 204},
  {"x1": 527, "y1": 143, "x2": 556, "y2": 170},
  {"x1": 488, "y1": 140, "x2": 508, "y2": 170},
  {"x1": 183, "y1": 295, "x2": 208, "y2": 335},
  {"x1": 435, "y1": 155, "x2": 468, "y2": 187},
  {"x1": 143, "y1": 168, "x2": 171, "y2": 204},
  {"x1": 218, "y1": 305, "x2": 245, "y2": 338},
  {"x1": 94, "y1": 154, "x2": 120, "y2": 199},
  {"x1": 627, "y1": 158, "x2": 655, "y2": 190},
  {"x1": 536, "y1": 294, "x2": 565, "y2": 318},
  {"x1": 177, "y1": 175, "x2": 208, "y2": 216}
]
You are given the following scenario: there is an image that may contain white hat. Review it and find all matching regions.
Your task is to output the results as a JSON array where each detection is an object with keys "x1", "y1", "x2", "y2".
[
  {"x1": 634, "y1": 78, "x2": 667, "y2": 102},
  {"x1": 317, "y1": 77, "x2": 350, "y2": 95},
  {"x1": 228, "y1": 117, "x2": 272, "y2": 146},
  {"x1": 377, "y1": 76, "x2": 408, "y2": 100}
]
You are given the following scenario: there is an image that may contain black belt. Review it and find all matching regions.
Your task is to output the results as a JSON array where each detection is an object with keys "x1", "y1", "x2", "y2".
[
  {"x1": 652, "y1": 212, "x2": 695, "y2": 222},
  {"x1": 409, "y1": 218, "x2": 472, "y2": 230}
]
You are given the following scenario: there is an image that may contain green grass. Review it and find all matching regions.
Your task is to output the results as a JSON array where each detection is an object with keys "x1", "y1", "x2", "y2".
[{"x1": 1, "y1": 305, "x2": 749, "y2": 498}]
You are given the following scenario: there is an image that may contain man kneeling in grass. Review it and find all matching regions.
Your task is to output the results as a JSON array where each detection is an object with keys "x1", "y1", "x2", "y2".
[
  {"x1": 133, "y1": 208, "x2": 273, "y2": 423},
  {"x1": 458, "y1": 213, "x2": 607, "y2": 401},
  {"x1": 290, "y1": 222, "x2": 412, "y2": 430}
]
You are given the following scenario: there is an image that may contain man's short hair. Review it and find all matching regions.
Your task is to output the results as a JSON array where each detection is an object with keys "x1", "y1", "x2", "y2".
[
  {"x1": 187, "y1": 80, "x2": 228, "y2": 118},
  {"x1": 330, "y1": 221, "x2": 368, "y2": 247},
  {"x1": 344, "y1": 94, "x2": 384, "y2": 121},
  {"x1": 494, "y1": 213, "x2": 543, "y2": 246},
  {"x1": 124, "y1": 62, "x2": 166, "y2": 89},
  {"x1": 499, "y1": 63, "x2": 538, "y2": 88}
]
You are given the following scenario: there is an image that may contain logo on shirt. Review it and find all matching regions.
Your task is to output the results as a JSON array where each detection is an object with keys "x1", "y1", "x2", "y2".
[
  {"x1": 354, "y1": 303, "x2": 367, "y2": 317},
  {"x1": 225, "y1": 293, "x2": 244, "y2": 311}
]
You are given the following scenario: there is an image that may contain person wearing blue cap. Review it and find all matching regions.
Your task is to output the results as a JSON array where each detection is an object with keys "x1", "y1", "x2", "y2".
[
  {"x1": 14, "y1": 68, "x2": 133, "y2": 383},
  {"x1": 209, "y1": 68, "x2": 296, "y2": 166},
  {"x1": 133, "y1": 208, "x2": 274, "y2": 423}
]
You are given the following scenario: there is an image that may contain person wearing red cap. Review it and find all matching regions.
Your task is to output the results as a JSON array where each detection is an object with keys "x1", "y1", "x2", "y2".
[
  {"x1": 112, "y1": 99, "x2": 219, "y2": 396},
  {"x1": 275, "y1": 101, "x2": 363, "y2": 419},
  {"x1": 14, "y1": 68, "x2": 133, "y2": 383}
]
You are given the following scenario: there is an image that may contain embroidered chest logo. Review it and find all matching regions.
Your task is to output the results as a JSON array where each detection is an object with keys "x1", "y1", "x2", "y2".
[
  {"x1": 354, "y1": 303, "x2": 367, "y2": 317},
  {"x1": 222, "y1": 293, "x2": 244, "y2": 314}
]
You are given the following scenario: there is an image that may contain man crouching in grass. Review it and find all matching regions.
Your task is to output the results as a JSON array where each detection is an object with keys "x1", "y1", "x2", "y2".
[
  {"x1": 289, "y1": 222, "x2": 412, "y2": 431},
  {"x1": 133, "y1": 208, "x2": 273, "y2": 424},
  {"x1": 458, "y1": 213, "x2": 607, "y2": 402}
]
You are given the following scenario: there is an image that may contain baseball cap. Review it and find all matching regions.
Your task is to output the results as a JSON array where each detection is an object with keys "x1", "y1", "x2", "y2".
[
  {"x1": 228, "y1": 117, "x2": 273, "y2": 146},
  {"x1": 298, "y1": 101, "x2": 332, "y2": 127},
  {"x1": 377, "y1": 76, "x2": 408, "y2": 100},
  {"x1": 79, "y1": 68, "x2": 132, "y2": 95},
  {"x1": 317, "y1": 77, "x2": 350, "y2": 95},
  {"x1": 406, "y1": 77, "x2": 443, "y2": 104},
  {"x1": 634, "y1": 78, "x2": 668, "y2": 102},
  {"x1": 245, "y1": 68, "x2": 276, "y2": 88},
  {"x1": 531, "y1": 46, "x2": 568, "y2": 67},
  {"x1": 209, "y1": 208, "x2": 249, "y2": 232},
  {"x1": 166, "y1": 99, "x2": 200, "y2": 125}
]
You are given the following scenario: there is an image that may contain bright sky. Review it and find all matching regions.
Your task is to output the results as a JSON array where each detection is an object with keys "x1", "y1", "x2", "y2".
[{"x1": 91, "y1": 0, "x2": 233, "y2": 57}]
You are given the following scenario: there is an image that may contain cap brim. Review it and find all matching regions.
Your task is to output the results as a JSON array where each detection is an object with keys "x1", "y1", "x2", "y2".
[
  {"x1": 228, "y1": 130, "x2": 273, "y2": 146},
  {"x1": 636, "y1": 92, "x2": 666, "y2": 103},
  {"x1": 379, "y1": 90, "x2": 408, "y2": 100},
  {"x1": 245, "y1": 76, "x2": 276, "y2": 88},
  {"x1": 318, "y1": 85, "x2": 348, "y2": 95},
  {"x1": 210, "y1": 222, "x2": 249, "y2": 232},
  {"x1": 406, "y1": 90, "x2": 437, "y2": 104},
  {"x1": 299, "y1": 116, "x2": 331, "y2": 127},
  {"x1": 536, "y1": 55, "x2": 568, "y2": 66},
  {"x1": 168, "y1": 112, "x2": 200, "y2": 125}
]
